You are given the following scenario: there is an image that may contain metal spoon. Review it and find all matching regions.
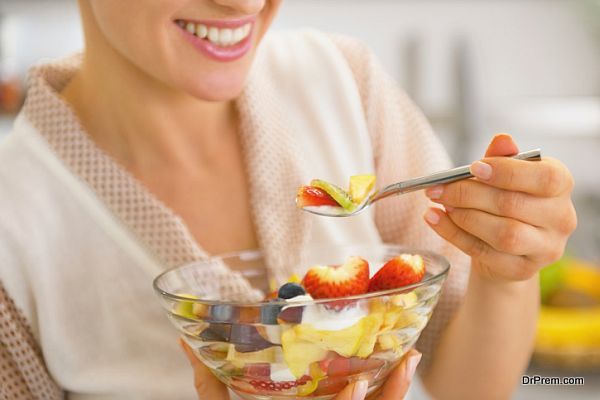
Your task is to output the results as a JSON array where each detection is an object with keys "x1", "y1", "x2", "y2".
[{"x1": 301, "y1": 148, "x2": 542, "y2": 218}]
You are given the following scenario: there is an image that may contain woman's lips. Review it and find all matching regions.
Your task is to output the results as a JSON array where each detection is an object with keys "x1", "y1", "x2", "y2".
[{"x1": 175, "y1": 17, "x2": 255, "y2": 62}]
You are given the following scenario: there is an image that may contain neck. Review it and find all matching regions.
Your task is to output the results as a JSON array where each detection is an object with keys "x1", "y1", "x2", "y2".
[{"x1": 62, "y1": 6, "x2": 236, "y2": 172}]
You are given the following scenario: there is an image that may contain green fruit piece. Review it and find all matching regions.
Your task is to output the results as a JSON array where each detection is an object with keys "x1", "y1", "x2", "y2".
[
  {"x1": 310, "y1": 179, "x2": 355, "y2": 212},
  {"x1": 281, "y1": 328, "x2": 328, "y2": 378},
  {"x1": 349, "y1": 175, "x2": 376, "y2": 204},
  {"x1": 540, "y1": 258, "x2": 567, "y2": 303},
  {"x1": 174, "y1": 293, "x2": 199, "y2": 319}
]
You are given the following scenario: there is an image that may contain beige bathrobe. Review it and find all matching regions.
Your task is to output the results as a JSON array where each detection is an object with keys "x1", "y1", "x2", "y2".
[{"x1": 0, "y1": 30, "x2": 469, "y2": 399}]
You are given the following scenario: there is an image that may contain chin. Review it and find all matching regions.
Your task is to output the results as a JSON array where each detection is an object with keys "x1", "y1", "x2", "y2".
[{"x1": 182, "y1": 72, "x2": 248, "y2": 102}]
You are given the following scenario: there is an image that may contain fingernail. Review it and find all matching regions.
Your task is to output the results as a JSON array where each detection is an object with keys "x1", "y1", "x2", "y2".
[
  {"x1": 405, "y1": 352, "x2": 422, "y2": 381},
  {"x1": 424, "y1": 209, "x2": 440, "y2": 225},
  {"x1": 445, "y1": 205, "x2": 454, "y2": 213},
  {"x1": 425, "y1": 185, "x2": 444, "y2": 199},
  {"x1": 352, "y1": 380, "x2": 369, "y2": 400},
  {"x1": 471, "y1": 161, "x2": 492, "y2": 180}
]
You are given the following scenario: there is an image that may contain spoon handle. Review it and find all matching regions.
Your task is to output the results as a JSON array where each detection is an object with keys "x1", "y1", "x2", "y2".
[{"x1": 372, "y1": 149, "x2": 542, "y2": 202}]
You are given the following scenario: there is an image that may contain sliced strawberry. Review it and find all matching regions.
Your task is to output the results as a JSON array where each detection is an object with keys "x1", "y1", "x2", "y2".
[
  {"x1": 368, "y1": 254, "x2": 425, "y2": 292},
  {"x1": 296, "y1": 186, "x2": 339, "y2": 208},
  {"x1": 302, "y1": 257, "x2": 370, "y2": 299}
]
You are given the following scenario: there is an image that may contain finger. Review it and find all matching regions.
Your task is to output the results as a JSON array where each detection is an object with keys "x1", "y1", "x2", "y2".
[
  {"x1": 424, "y1": 208, "x2": 538, "y2": 281},
  {"x1": 425, "y1": 180, "x2": 553, "y2": 227},
  {"x1": 445, "y1": 208, "x2": 545, "y2": 256},
  {"x1": 484, "y1": 133, "x2": 519, "y2": 157},
  {"x1": 334, "y1": 380, "x2": 369, "y2": 400},
  {"x1": 180, "y1": 338, "x2": 230, "y2": 400},
  {"x1": 379, "y1": 349, "x2": 421, "y2": 400},
  {"x1": 470, "y1": 157, "x2": 573, "y2": 197}
]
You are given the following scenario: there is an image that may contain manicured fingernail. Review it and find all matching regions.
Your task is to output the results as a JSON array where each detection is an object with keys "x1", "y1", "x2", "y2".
[
  {"x1": 445, "y1": 205, "x2": 454, "y2": 213},
  {"x1": 424, "y1": 209, "x2": 440, "y2": 225},
  {"x1": 425, "y1": 185, "x2": 444, "y2": 199},
  {"x1": 471, "y1": 161, "x2": 492, "y2": 180},
  {"x1": 352, "y1": 380, "x2": 369, "y2": 400},
  {"x1": 405, "y1": 352, "x2": 422, "y2": 381}
]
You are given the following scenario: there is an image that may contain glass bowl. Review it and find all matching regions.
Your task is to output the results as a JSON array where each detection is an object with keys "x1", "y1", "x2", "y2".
[{"x1": 153, "y1": 244, "x2": 450, "y2": 399}]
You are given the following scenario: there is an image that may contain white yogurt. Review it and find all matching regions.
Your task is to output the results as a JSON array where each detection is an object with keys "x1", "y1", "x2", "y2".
[{"x1": 301, "y1": 302, "x2": 368, "y2": 331}]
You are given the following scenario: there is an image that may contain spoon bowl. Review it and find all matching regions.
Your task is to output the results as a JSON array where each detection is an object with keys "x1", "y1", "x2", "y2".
[{"x1": 301, "y1": 149, "x2": 541, "y2": 218}]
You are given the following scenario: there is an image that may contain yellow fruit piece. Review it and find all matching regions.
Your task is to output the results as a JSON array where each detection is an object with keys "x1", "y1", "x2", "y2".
[
  {"x1": 294, "y1": 321, "x2": 365, "y2": 357},
  {"x1": 281, "y1": 329, "x2": 328, "y2": 378},
  {"x1": 536, "y1": 306, "x2": 600, "y2": 348},
  {"x1": 390, "y1": 292, "x2": 418, "y2": 308},
  {"x1": 296, "y1": 363, "x2": 326, "y2": 396},
  {"x1": 378, "y1": 333, "x2": 402, "y2": 351},
  {"x1": 356, "y1": 313, "x2": 384, "y2": 358},
  {"x1": 226, "y1": 345, "x2": 277, "y2": 368},
  {"x1": 382, "y1": 309, "x2": 403, "y2": 332},
  {"x1": 349, "y1": 175, "x2": 376, "y2": 204},
  {"x1": 174, "y1": 293, "x2": 199, "y2": 319},
  {"x1": 394, "y1": 311, "x2": 419, "y2": 330},
  {"x1": 288, "y1": 273, "x2": 302, "y2": 284}
]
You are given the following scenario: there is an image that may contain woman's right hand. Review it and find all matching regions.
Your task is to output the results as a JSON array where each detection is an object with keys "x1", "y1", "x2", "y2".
[{"x1": 180, "y1": 339, "x2": 421, "y2": 399}]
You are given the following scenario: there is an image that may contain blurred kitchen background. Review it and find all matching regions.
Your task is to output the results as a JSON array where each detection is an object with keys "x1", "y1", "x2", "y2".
[{"x1": 0, "y1": 1, "x2": 599, "y2": 398}]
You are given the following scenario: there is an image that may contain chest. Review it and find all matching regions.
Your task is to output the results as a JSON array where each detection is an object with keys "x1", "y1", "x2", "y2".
[{"x1": 134, "y1": 138, "x2": 258, "y2": 256}]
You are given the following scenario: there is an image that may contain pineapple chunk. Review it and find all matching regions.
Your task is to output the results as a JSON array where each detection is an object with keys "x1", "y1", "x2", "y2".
[{"x1": 349, "y1": 175, "x2": 376, "y2": 204}]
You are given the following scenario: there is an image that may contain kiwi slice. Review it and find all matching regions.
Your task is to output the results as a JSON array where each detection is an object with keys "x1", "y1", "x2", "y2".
[{"x1": 310, "y1": 179, "x2": 355, "y2": 211}]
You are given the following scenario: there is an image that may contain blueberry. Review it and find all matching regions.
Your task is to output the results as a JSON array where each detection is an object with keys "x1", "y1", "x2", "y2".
[
  {"x1": 277, "y1": 283, "x2": 306, "y2": 300},
  {"x1": 260, "y1": 299, "x2": 283, "y2": 325}
]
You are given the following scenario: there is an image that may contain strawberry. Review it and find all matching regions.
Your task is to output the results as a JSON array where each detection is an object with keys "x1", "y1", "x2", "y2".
[
  {"x1": 302, "y1": 257, "x2": 370, "y2": 299},
  {"x1": 296, "y1": 186, "x2": 339, "y2": 208},
  {"x1": 368, "y1": 254, "x2": 425, "y2": 292}
]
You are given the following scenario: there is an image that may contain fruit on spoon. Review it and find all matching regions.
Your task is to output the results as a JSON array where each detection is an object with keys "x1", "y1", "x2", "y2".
[
  {"x1": 296, "y1": 186, "x2": 339, "y2": 208},
  {"x1": 310, "y1": 179, "x2": 356, "y2": 212},
  {"x1": 349, "y1": 175, "x2": 376, "y2": 204}
]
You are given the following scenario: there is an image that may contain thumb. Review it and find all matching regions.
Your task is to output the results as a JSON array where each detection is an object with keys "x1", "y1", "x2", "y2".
[
  {"x1": 379, "y1": 349, "x2": 422, "y2": 400},
  {"x1": 484, "y1": 133, "x2": 519, "y2": 157},
  {"x1": 180, "y1": 338, "x2": 230, "y2": 400}
]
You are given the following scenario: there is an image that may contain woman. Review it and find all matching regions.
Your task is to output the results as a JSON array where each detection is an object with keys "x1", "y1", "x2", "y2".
[{"x1": 0, "y1": 0, "x2": 576, "y2": 399}]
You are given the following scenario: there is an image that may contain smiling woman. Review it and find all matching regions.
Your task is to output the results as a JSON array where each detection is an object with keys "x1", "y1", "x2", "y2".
[{"x1": 0, "y1": 0, "x2": 577, "y2": 400}]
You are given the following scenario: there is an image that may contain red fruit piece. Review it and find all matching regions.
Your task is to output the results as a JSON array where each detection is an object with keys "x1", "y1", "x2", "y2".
[
  {"x1": 302, "y1": 257, "x2": 370, "y2": 299},
  {"x1": 368, "y1": 254, "x2": 425, "y2": 292},
  {"x1": 243, "y1": 363, "x2": 271, "y2": 379},
  {"x1": 296, "y1": 186, "x2": 339, "y2": 208}
]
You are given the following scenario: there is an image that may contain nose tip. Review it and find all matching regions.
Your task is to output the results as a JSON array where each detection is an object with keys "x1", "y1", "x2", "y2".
[{"x1": 212, "y1": 0, "x2": 266, "y2": 15}]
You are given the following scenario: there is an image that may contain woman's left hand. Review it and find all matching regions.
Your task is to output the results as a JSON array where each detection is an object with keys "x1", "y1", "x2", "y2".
[{"x1": 423, "y1": 134, "x2": 577, "y2": 282}]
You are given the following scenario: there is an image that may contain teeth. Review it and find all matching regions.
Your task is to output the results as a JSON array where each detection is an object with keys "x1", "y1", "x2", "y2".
[
  {"x1": 178, "y1": 20, "x2": 252, "y2": 47},
  {"x1": 196, "y1": 24, "x2": 208, "y2": 39},
  {"x1": 233, "y1": 27, "x2": 245, "y2": 43},
  {"x1": 219, "y1": 28, "x2": 233, "y2": 46},
  {"x1": 208, "y1": 27, "x2": 219, "y2": 43}
]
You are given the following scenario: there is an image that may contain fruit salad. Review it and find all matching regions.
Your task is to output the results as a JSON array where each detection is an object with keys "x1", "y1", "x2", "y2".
[
  {"x1": 169, "y1": 252, "x2": 435, "y2": 398},
  {"x1": 296, "y1": 175, "x2": 376, "y2": 213}
]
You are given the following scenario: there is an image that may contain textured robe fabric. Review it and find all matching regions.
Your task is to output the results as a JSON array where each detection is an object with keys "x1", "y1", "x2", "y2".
[{"x1": 0, "y1": 30, "x2": 469, "y2": 399}]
